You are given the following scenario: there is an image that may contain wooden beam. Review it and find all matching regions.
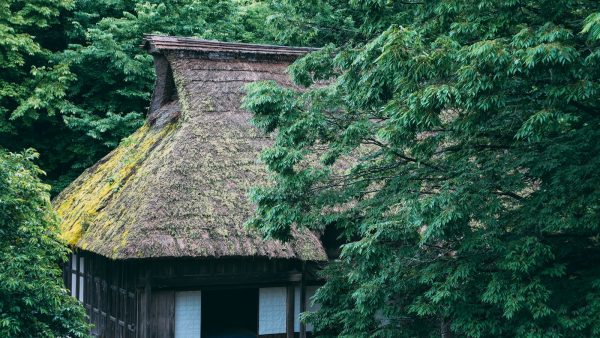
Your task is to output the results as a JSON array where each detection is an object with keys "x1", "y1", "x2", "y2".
[
  {"x1": 150, "y1": 272, "x2": 304, "y2": 288},
  {"x1": 299, "y1": 270, "x2": 307, "y2": 338},
  {"x1": 286, "y1": 286, "x2": 295, "y2": 338}
]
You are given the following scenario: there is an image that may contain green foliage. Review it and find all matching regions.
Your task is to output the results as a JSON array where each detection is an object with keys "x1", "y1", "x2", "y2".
[
  {"x1": 0, "y1": 0, "x2": 73, "y2": 142},
  {"x1": 260, "y1": 0, "x2": 360, "y2": 46},
  {"x1": 0, "y1": 149, "x2": 89, "y2": 337},
  {"x1": 244, "y1": 1, "x2": 600, "y2": 336}
]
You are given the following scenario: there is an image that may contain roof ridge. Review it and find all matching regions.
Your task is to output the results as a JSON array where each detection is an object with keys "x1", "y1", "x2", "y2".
[{"x1": 143, "y1": 34, "x2": 317, "y2": 57}]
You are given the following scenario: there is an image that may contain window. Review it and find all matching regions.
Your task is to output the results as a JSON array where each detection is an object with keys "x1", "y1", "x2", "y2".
[
  {"x1": 175, "y1": 291, "x2": 202, "y2": 338},
  {"x1": 69, "y1": 253, "x2": 84, "y2": 302},
  {"x1": 259, "y1": 287, "x2": 287, "y2": 335},
  {"x1": 70, "y1": 254, "x2": 77, "y2": 298},
  {"x1": 305, "y1": 286, "x2": 321, "y2": 332},
  {"x1": 78, "y1": 256, "x2": 84, "y2": 301},
  {"x1": 295, "y1": 286, "x2": 320, "y2": 332}
]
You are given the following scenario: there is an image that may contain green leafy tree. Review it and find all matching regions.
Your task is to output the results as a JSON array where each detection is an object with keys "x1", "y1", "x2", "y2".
[
  {"x1": 259, "y1": 0, "x2": 362, "y2": 46},
  {"x1": 0, "y1": 0, "x2": 76, "y2": 193},
  {"x1": 0, "y1": 0, "x2": 73, "y2": 125},
  {"x1": 244, "y1": 1, "x2": 600, "y2": 336},
  {"x1": 0, "y1": 149, "x2": 89, "y2": 337}
]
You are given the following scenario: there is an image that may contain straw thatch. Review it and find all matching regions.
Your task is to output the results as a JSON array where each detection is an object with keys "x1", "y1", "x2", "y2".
[{"x1": 53, "y1": 35, "x2": 326, "y2": 261}]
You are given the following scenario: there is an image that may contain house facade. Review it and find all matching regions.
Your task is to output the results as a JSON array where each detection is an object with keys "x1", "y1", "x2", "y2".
[{"x1": 55, "y1": 35, "x2": 326, "y2": 338}]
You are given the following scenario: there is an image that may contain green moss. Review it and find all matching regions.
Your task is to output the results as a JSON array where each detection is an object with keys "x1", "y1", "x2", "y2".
[
  {"x1": 52, "y1": 60, "x2": 327, "y2": 261},
  {"x1": 55, "y1": 122, "x2": 177, "y2": 246}
]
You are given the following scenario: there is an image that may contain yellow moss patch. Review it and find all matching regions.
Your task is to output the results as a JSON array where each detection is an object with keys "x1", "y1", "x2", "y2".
[{"x1": 54, "y1": 122, "x2": 177, "y2": 246}]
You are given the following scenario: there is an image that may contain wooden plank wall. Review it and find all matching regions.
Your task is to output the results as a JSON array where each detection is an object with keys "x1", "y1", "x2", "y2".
[
  {"x1": 65, "y1": 251, "x2": 138, "y2": 338},
  {"x1": 149, "y1": 291, "x2": 175, "y2": 338}
]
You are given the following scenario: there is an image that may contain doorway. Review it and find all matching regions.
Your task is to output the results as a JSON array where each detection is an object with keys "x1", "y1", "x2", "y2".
[{"x1": 201, "y1": 288, "x2": 258, "y2": 338}]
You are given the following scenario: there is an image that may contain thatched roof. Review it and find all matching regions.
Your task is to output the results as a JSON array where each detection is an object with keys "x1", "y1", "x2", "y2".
[{"x1": 53, "y1": 35, "x2": 326, "y2": 261}]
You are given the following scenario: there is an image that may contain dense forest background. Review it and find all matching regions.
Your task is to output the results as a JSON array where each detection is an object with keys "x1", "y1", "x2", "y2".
[{"x1": 2, "y1": 0, "x2": 600, "y2": 337}]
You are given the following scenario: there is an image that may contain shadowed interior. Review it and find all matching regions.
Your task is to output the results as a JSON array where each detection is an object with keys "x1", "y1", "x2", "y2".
[{"x1": 202, "y1": 288, "x2": 258, "y2": 338}]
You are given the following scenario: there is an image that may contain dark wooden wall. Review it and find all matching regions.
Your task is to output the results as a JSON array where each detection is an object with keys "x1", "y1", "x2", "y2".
[
  {"x1": 65, "y1": 252, "x2": 321, "y2": 338},
  {"x1": 149, "y1": 291, "x2": 175, "y2": 338},
  {"x1": 65, "y1": 252, "x2": 138, "y2": 338}
]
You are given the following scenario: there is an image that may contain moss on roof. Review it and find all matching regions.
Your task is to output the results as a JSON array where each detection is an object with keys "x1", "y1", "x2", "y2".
[{"x1": 53, "y1": 36, "x2": 326, "y2": 261}]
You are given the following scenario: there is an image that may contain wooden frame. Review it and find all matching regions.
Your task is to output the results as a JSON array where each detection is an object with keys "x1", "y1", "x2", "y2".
[{"x1": 286, "y1": 286, "x2": 295, "y2": 338}]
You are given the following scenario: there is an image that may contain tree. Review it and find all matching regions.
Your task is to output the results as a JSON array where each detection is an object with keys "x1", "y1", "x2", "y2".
[
  {"x1": 0, "y1": 0, "x2": 73, "y2": 125},
  {"x1": 0, "y1": 149, "x2": 89, "y2": 337},
  {"x1": 0, "y1": 0, "x2": 76, "y2": 194},
  {"x1": 243, "y1": 1, "x2": 600, "y2": 336}
]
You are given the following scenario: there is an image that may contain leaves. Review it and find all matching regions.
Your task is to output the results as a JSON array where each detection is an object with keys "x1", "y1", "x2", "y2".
[
  {"x1": 246, "y1": 0, "x2": 600, "y2": 336},
  {"x1": 0, "y1": 149, "x2": 89, "y2": 337},
  {"x1": 582, "y1": 12, "x2": 600, "y2": 41}
]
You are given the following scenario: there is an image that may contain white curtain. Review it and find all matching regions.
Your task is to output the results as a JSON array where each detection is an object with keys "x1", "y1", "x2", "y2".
[
  {"x1": 258, "y1": 287, "x2": 287, "y2": 334},
  {"x1": 175, "y1": 291, "x2": 202, "y2": 338}
]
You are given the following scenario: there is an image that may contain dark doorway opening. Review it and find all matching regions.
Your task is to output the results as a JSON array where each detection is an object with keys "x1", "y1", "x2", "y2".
[{"x1": 202, "y1": 288, "x2": 258, "y2": 338}]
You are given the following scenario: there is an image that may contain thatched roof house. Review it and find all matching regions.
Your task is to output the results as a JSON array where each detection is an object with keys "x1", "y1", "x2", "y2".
[{"x1": 55, "y1": 35, "x2": 326, "y2": 338}]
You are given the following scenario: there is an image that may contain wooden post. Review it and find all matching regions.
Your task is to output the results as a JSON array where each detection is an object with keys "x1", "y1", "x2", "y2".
[
  {"x1": 286, "y1": 286, "x2": 295, "y2": 338},
  {"x1": 299, "y1": 266, "x2": 307, "y2": 338},
  {"x1": 138, "y1": 268, "x2": 151, "y2": 338},
  {"x1": 75, "y1": 252, "x2": 80, "y2": 301}
]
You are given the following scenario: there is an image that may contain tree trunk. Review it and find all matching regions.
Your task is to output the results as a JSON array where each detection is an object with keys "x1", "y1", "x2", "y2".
[{"x1": 440, "y1": 318, "x2": 451, "y2": 338}]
